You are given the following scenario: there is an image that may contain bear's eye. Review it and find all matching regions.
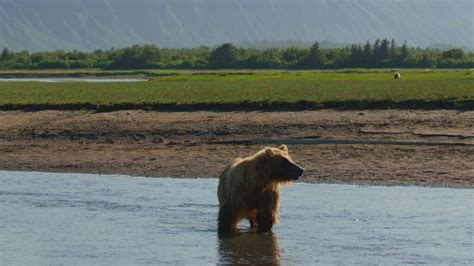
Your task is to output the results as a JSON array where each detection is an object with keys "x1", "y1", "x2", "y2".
[{"x1": 282, "y1": 157, "x2": 292, "y2": 167}]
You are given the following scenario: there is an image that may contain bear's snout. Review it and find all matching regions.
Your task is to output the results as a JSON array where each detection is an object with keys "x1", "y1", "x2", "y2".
[
  {"x1": 291, "y1": 165, "x2": 304, "y2": 180},
  {"x1": 284, "y1": 159, "x2": 304, "y2": 180}
]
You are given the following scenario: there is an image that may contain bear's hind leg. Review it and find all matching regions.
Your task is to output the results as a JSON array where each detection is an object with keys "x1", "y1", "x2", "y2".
[{"x1": 218, "y1": 202, "x2": 238, "y2": 233}]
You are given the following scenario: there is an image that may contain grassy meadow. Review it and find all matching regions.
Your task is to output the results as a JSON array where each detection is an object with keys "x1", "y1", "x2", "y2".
[{"x1": 0, "y1": 69, "x2": 473, "y2": 110}]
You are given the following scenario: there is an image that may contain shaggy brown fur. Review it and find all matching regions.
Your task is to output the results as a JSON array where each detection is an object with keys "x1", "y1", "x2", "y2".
[{"x1": 217, "y1": 145, "x2": 304, "y2": 233}]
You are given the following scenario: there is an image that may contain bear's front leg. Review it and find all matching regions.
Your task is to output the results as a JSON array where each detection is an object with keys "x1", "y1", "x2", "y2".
[
  {"x1": 247, "y1": 209, "x2": 258, "y2": 228},
  {"x1": 256, "y1": 190, "x2": 279, "y2": 232}
]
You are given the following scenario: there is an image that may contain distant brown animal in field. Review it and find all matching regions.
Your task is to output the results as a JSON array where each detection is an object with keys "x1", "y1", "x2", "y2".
[
  {"x1": 394, "y1": 72, "x2": 401, "y2": 79},
  {"x1": 217, "y1": 145, "x2": 304, "y2": 233}
]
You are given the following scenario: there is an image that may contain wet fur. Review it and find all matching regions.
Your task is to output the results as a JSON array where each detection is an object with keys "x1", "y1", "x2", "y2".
[{"x1": 217, "y1": 145, "x2": 303, "y2": 233}]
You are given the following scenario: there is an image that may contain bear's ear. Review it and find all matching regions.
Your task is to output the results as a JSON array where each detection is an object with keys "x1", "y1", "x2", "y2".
[
  {"x1": 279, "y1": 144, "x2": 288, "y2": 153},
  {"x1": 265, "y1": 147, "x2": 276, "y2": 156}
]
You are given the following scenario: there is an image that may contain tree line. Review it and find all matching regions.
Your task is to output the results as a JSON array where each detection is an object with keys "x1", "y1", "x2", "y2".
[{"x1": 1, "y1": 39, "x2": 473, "y2": 70}]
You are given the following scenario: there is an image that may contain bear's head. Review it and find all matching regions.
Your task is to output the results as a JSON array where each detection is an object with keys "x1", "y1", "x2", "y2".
[{"x1": 261, "y1": 145, "x2": 304, "y2": 181}]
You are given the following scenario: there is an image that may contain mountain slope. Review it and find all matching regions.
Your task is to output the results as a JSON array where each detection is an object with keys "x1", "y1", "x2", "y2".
[{"x1": 0, "y1": 0, "x2": 472, "y2": 51}]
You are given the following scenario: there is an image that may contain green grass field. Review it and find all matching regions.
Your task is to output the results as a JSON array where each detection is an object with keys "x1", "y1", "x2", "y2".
[{"x1": 1, "y1": 69, "x2": 473, "y2": 110}]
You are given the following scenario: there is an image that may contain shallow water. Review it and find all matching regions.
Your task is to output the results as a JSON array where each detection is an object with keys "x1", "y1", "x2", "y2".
[
  {"x1": 0, "y1": 171, "x2": 472, "y2": 265},
  {"x1": 0, "y1": 78, "x2": 147, "y2": 83}
]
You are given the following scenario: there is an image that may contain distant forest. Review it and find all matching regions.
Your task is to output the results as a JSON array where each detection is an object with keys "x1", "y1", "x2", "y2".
[{"x1": 1, "y1": 39, "x2": 473, "y2": 70}]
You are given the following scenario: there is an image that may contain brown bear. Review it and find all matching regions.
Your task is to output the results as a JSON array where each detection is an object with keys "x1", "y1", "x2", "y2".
[{"x1": 217, "y1": 145, "x2": 304, "y2": 233}]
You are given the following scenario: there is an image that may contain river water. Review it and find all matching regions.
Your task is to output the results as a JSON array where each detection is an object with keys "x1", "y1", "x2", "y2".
[
  {"x1": 0, "y1": 171, "x2": 472, "y2": 265},
  {"x1": 0, "y1": 78, "x2": 147, "y2": 83}
]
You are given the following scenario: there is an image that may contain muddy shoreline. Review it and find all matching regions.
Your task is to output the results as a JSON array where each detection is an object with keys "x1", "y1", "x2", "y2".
[
  {"x1": 1, "y1": 110, "x2": 473, "y2": 187},
  {"x1": 2, "y1": 100, "x2": 474, "y2": 112}
]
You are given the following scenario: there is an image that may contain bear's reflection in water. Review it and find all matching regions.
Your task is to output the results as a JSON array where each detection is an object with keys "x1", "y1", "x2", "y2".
[{"x1": 218, "y1": 230, "x2": 280, "y2": 265}]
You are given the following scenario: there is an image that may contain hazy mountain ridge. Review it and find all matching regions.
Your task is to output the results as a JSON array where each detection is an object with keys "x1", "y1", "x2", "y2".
[{"x1": 0, "y1": 0, "x2": 472, "y2": 51}]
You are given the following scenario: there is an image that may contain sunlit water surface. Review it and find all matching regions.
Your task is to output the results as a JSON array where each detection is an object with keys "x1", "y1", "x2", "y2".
[
  {"x1": 0, "y1": 78, "x2": 147, "y2": 83},
  {"x1": 0, "y1": 171, "x2": 472, "y2": 265}
]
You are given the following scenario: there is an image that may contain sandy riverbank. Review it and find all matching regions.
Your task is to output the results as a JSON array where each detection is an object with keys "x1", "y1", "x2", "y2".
[{"x1": 0, "y1": 110, "x2": 472, "y2": 187}]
